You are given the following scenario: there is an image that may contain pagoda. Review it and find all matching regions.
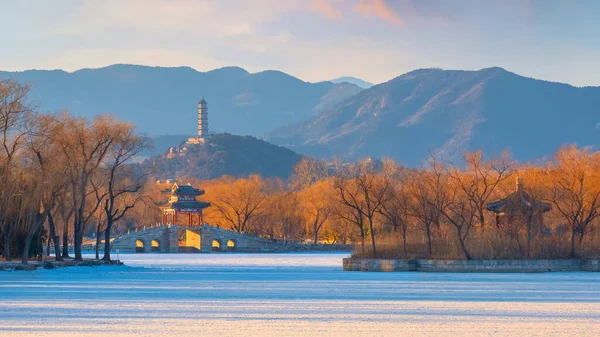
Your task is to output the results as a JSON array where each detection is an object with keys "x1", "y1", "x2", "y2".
[
  {"x1": 160, "y1": 183, "x2": 211, "y2": 226},
  {"x1": 187, "y1": 97, "x2": 209, "y2": 145}
]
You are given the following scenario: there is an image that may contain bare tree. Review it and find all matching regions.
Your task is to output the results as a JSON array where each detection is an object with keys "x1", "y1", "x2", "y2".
[
  {"x1": 545, "y1": 146, "x2": 600, "y2": 258},
  {"x1": 453, "y1": 151, "x2": 512, "y2": 227},
  {"x1": 0, "y1": 80, "x2": 33, "y2": 260},
  {"x1": 290, "y1": 157, "x2": 329, "y2": 190},
  {"x1": 335, "y1": 159, "x2": 390, "y2": 257},
  {"x1": 407, "y1": 158, "x2": 446, "y2": 258},
  {"x1": 300, "y1": 179, "x2": 333, "y2": 243},
  {"x1": 210, "y1": 175, "x2": 268, "y2": 233},
  {"x1": 427, "y1": 159, "x2": 477, "y2": 260},
  {"x1": 97, "y1": 122, "x2": 150, "y2": 261},
  {"x1": 379, "y1": 183, "x2": 411, "y2": 255},
  {"x1": 55, "y1": 114, "x2": 116, "y2": 260}
]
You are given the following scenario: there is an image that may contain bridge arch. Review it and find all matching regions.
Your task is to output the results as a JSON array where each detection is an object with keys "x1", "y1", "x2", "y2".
[
  {"x1": 135, "y1": 239, "x2": 146, "y2": 253},
  {"x1": 151, "y1": 239, "x2": 161, "y2": 252},
  {"x1": 226, "y1": 239, "x2": 236, "y2": 251},
  {"x1": 212, "y1": 239, "x2": 222, "y2": 252}
]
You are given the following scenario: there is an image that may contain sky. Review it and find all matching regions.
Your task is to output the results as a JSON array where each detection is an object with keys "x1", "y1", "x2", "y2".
[{"x1": 1, "y1": 0, "x2": 599, "y2": 86}]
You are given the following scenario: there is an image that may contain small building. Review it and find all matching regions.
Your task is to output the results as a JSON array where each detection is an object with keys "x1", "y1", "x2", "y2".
[
  {"x1": 486, "y1": 177, "x2": 551, "y2": 228},
  {"x1": 160, "y1": 183, "x2": 211, "y2": 226}
]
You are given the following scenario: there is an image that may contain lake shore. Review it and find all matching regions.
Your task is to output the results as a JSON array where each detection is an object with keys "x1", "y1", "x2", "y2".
[
  {"x1": 344, "y1": 257, "x2": 600, "y2": 272},
  {"x1": 0, "y1": 258, "x2": 123, "y2": 271}
]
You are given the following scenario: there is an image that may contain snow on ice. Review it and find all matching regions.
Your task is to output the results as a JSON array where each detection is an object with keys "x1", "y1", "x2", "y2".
[{"x1": 1, "y1": 253, "x2": 599, "y2": 336}]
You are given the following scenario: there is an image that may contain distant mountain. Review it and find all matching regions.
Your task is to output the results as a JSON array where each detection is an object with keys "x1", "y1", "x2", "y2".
[
  {"x1": 268, "y1": 67, "x2": 600, "y2": 166},
  {"x1": 330, "y1": 76, "x2": 374, "y2": 88},
  {"x1": 0, "y1": 65, "x2": 362, "y2": 137},
  {"x1": 145, "y1": 133, "x2": 303, "y2": 180}
]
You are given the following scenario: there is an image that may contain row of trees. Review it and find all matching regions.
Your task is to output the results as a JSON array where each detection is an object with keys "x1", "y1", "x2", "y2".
[
  {"x1": 0, "y1": 80, "x2": 150, "y2": 263},
  {"x1": 2, "y1": 79, "x2": 599, "y2": 262},
  {"x1": 188, "y1": 148, "x2": 600, "y2": 259}
]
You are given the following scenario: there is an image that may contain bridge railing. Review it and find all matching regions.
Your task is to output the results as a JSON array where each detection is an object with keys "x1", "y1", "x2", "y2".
[{"x1": 117, "y1": 222, "x2": 254, "y2": 240}]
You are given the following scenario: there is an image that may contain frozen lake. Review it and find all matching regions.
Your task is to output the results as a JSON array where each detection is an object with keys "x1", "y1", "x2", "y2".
[{"x1": 1, "y1": 253, "x2": 600, "y2": 336}]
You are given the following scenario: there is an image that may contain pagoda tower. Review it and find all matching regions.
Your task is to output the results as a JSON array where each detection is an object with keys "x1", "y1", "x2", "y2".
[
  {"x1": 187, "y1": 97, "x2": 210, "y2": 145},
  {"x1": 197, "y1": 97, "x2": 208, "y2": 138}
]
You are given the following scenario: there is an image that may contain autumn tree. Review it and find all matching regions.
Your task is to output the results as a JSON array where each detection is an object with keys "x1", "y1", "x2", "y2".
[
  {"x1": 0, "y1": 80, "x2": 32, "y2": 260},
  {"x1": 335, "y1": 159, "x2": 390, "y2": 257},
  {"x1": 208, "y1": 175, "x2": 269, "y2": 233},
  {"x1": 55, "y1": 114, "x2": 116, "y2": 260},
  {"x1": 100, "y1": 122, "x2": 151, "y2": 261},
  {"x1": 263, "y1": 191, "x2": 304, "y2": 243},
  {"x1": 407, "y1": 166, "x2": 445, "y2": 257},
  {"x1": 290, "y1": 157, "x2": 328, "y2": 190},
  {"x1": 379, "y1": 182, "x2": 412, "y2": 255},
  {"x1": 300, "y1": 179, "x2": 334, "y2": 243},
  {"x1": 545, "y1": 146, "x2": 600, "y2": 258},
  {"x1": 453, "y1": 151, "x2": 512, "y2": 227},
  {"x1": 23, "y1": 114, "x2": 69, "y2": 263}
]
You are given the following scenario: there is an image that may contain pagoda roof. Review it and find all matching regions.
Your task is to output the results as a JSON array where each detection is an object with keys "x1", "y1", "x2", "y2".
[
  {"x1": 486, "y1": 178, "x2": 551, "y2": 214},
  {"x1": 172, "y1": 183, "x2": 204, "y2": 196},
  {"x1": 172, "y1": 200, "x2": 211, "y2": 209}
]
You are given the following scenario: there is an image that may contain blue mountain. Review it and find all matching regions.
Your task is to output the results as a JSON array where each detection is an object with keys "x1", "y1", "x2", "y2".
[{"x1": 268, "y1": 67, "x2": 600, "y2": 166}]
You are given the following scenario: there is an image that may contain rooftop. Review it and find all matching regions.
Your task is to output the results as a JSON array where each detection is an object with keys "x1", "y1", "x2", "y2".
[{"x1": 486, "y1": 178, "x2": 551, "y2": 214}]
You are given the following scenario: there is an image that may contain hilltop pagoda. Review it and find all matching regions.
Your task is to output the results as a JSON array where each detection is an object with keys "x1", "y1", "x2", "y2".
[
  {"x1": 160, "y1": 183, "x2": 211, "y2": 226},
  {"x1": 187, "y1": 97, "x2": 209, "y2": 145}
]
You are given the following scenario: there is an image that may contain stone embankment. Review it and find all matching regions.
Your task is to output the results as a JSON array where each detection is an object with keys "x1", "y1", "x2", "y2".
[
  {"x1": 343, "y1": 258, "x2": 600, "y2": 272},
  {"x1": 0, "y1": 259, "x2": 123, "y2": 271}
]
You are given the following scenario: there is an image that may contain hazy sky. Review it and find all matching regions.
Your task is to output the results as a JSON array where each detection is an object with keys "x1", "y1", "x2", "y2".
[{"x1": 1, "y1": 0, "x2": 599, "y2": 86}]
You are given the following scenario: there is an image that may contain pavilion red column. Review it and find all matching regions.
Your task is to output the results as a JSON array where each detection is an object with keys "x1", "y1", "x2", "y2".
[
  {"x1": 188, "y1": 213, "x2": 192, "y2": 226},
  {"x1": 174, "y1": 210, "x2": 177, "y2": 225}
]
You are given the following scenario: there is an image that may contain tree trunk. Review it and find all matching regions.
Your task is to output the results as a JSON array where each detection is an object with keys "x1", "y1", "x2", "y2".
[
  {"x1": 425, "y1": 221, "x2": 433, "y2": 257},
  {"x1": 456, "y1": 228, "x2": 472, "y2": 260},
  {"x1": 21, "y1": 233, "x2": 34, "y2": 264},
  {"x1": 402, "y1": 225, "x2": 407, "y2": 256},
  {"x1": 4, "y1": 229, "x2": 11, "y2": 262},
  {"x1": 95, "y1": 224, "x2": 101, "y2": 260},
  {"x1": 359, "y1": 225, "x2": 365, "y2": 253},
  {"x1": 62, "y1": 220, "x2": 70, "y2": 258},
  {"x1": 47, "y1": 213, "x2": 62, "y2": 261},
  {"x1": 368, "y1": 217, "x2": 377, "y2": 258},
  {"x1": 74, "y1": 222, "x2": 83, "y2": 261},
  {"x1": 570, "y1": 227, "x2": 577, "y2": 258},
  {"x1": 46, "y1": 235, "x2": 51, "y2": 257},
  {"x1": 102, "y1": 218, "x2": 113, "y2": 261}
]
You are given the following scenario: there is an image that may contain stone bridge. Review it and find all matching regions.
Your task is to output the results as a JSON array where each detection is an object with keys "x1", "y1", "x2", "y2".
[{"x1": 111, "y1": 224, "x2": 281, "y2": 253}]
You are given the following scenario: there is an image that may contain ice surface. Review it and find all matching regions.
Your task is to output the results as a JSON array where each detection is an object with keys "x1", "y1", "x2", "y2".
[{"x1": 1, "y1": 253, "x2": 599, "y2": 336}]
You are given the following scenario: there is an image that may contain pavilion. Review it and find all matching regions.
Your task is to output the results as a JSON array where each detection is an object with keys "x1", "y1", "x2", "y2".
[
  {"x1": 160, "y1": 183, "x2": 211, "y2": 226},
  {"x1": 486, "y1": 177, "x2": 552, "y2": 228}
]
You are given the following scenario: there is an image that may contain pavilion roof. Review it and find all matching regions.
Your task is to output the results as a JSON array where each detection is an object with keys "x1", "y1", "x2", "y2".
[
  {"x1": 172, "y1": 183, "x2": 205, "y2": 196},
  {"x1": 486, "y1": 178, "x2": 551, "y2": 214}
]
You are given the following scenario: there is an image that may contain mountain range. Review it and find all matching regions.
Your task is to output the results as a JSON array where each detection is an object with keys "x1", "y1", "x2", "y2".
[
  {"x1": 268, "y1": 67, "x2": 600, "y2": 166},
  {"x1": 2, "y1": 65, "x2": 599, "y2": 167},
  {"x1": 0, "y1": 64, "x2": 362, "y2": 137}
]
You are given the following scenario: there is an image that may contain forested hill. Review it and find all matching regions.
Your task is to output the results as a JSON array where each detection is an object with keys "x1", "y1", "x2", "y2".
[
  {"x1": 0, "y1": 64, "x2": 362, "y2": 137},
  {"x1": 268, "y1": 67, "x2": 600, "y2": 166},
  {"x1": 144, "y1": 133, "x2": 303, "y2": 180}
]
